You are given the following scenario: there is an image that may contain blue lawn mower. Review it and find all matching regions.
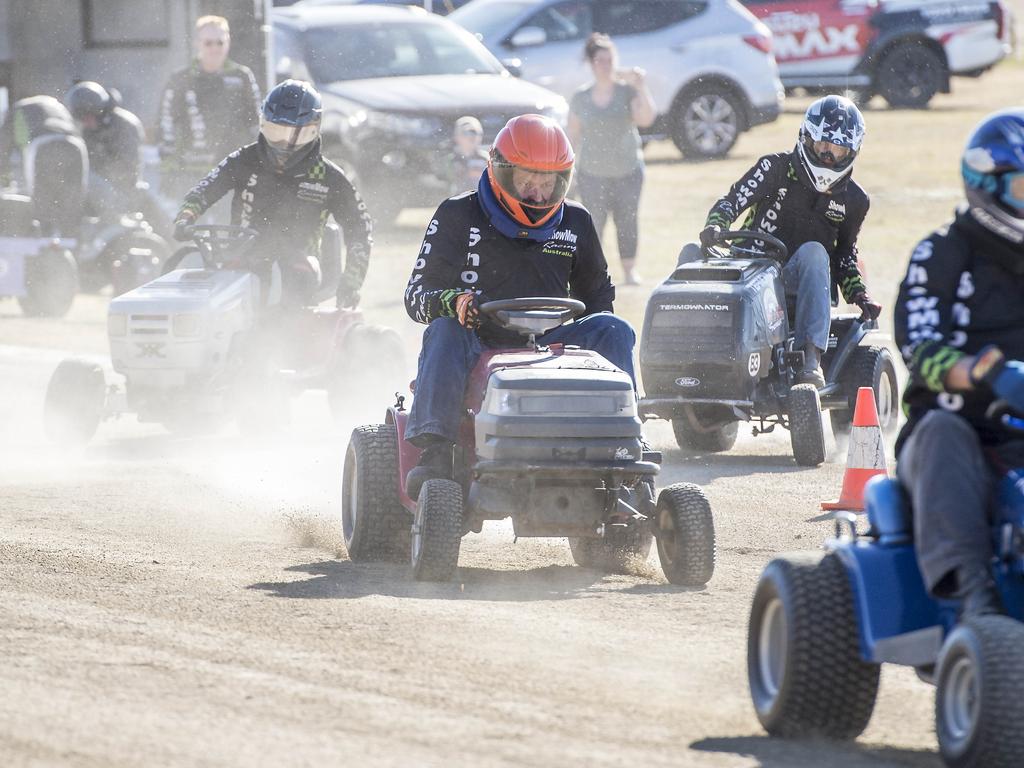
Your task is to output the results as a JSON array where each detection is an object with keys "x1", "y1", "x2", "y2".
[{"x1": 746, "y1": 403, "x2": 1024, "y2": 767}]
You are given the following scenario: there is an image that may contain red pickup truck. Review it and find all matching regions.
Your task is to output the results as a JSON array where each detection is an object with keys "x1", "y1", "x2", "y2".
[{"x1": 741, "y1": 0, "x2": 1013, "y2": 107}]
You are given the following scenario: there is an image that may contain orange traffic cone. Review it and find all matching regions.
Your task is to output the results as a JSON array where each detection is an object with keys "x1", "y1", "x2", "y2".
[{"x1": 821, "y1": 386, "x2": 888, "y2": 512}]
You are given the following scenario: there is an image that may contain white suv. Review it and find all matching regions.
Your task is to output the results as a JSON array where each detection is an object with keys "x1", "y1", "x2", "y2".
[{"x1": 450, "y1": 0, "x2": 784, "y2": 159}]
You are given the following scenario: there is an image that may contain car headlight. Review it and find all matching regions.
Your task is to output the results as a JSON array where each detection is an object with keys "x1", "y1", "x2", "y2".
[
  {"x1": 485, "y1": 389, "x2": 637, "y2": 417},
  {"x1": 172, "y1": 313, "x2": 204, "y2": 338},
  {"x1": 108, "y1": 313, "x2": 127, "y2": 337}
]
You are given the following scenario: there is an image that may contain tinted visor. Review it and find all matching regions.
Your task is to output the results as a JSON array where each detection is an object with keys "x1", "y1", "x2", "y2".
[
  {"x1": 808, "y1": 138, "x2": 854, "y2": 170},
  {"x1": 1003, "y1": 171, "x2": 1024, "y2": 211},
  {"x1": 491, "y1": 161, "x2": 572, "y2": 217},
  {"x1": 260, "y1": 119, "x2": 320, "y2": 150}
]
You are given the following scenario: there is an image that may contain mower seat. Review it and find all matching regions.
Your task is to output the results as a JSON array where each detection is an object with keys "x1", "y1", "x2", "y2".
[
  {"x1": 865, "y1": 476, "x2": 913, "y2": 547},
  {"x1": 24, "y1": 133, "x2": 87, "y2": 237}
]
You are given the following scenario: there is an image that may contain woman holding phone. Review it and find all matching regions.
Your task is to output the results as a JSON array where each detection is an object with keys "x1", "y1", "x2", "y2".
[{"x1": 568, "y1": 33, "x2": 656, "y2": 285}]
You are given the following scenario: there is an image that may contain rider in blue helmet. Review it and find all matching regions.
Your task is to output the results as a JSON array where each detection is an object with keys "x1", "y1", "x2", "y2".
[
  {"x1": 173, "y1": 80, "x2": 372, "y2": 308},
  {"x1": 895, "y1": 108, "x2": 1024, "y2": 619},
  {"x1": 693, "y1": 95, "x2": 880, "y2": 388}
]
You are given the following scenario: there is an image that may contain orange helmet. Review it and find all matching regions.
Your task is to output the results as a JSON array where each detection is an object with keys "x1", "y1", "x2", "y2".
[{"x1": 487, "y1": 114, "x2": 574, "y2": 228}]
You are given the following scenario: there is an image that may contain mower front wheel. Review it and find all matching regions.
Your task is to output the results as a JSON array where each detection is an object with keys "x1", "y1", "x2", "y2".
[
  {"x1": 44, "y1": 359, "x2": 106, "y2": 444},
  {"x1": 789, "y1": 384, "x2": 825, "y2": 466},
  {"x1": 655, "y1": 483, "x2": 715, "y2": 586},
  {"x1": 411, "y1": 478, "x2": 463, "y2": 582},
  {"x1": 935, "y1": 616, "x2": 1024, "y2": 768},
  {"x1": 672, "y1": 410, "x2": 739, "y2": 453},
  {"x1": 342, "y1": 423, "x2": 410, "y2": 562},
  {"x1": 747, "y1": 553, "x2": 879, "y2": 739}
]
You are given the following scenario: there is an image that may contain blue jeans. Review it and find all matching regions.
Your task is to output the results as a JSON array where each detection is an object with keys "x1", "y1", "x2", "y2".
[
  {"x1": 406, "y1": 313, "x2": 636, "y2": 445},
  {"x1": 678, "y1": 239, "x2": 831, "y2": 351},
  {"x1": 781, "y1": 242, "x2": 831, "y2": 351}
]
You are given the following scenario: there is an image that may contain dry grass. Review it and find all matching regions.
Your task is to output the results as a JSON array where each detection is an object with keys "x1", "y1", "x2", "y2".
[{"x1": 367, "y1": 58, "x2": 1024, "y2": 345}]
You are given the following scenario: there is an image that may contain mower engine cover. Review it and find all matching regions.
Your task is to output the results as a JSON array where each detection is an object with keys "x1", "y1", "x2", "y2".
[
  {"x1": 475, "y1": 349, "x2": 642, "y2": 464},
  {"x1": 108, "y1": 268, "x2": 259, "y2": 390},
  {"x1": 640, "y1": 258, "x2": 786, "y2": 402}
]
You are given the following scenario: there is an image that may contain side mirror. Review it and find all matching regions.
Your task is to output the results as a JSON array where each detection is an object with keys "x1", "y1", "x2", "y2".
[
  {"x1": 509, "y1": 26, "x2": 546, "y2": 49},
  {"x1": 501, "y1": 58, "x2": 523, "y2": 78}
]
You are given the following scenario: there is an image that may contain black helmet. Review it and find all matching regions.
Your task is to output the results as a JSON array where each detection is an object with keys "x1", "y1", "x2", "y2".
[
  {"x1": 259, "y1": 79, "x2": 322, "y2": 171},
  {"x1": 64, "y1": 81, "x2": 112, "y2": 124}
]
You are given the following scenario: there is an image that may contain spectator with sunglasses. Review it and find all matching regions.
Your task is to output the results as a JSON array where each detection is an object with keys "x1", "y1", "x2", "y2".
[
  {"x1": 159, "y1": 15, "x2": 262, "y2": 199},
  {"x1": 693, "y1": 95, "x2": 880, "y2": 388}
]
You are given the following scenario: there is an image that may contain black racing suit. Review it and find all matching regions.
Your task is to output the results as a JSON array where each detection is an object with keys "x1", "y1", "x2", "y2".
[
  {"x1": 178, "y1": 138, "x2": 372, "y2": 306},
  {"x1": 704, "y1": 149, "x2": 869, "y2": 303},
  {"x1": 404, "y1": 192, "x2": 614, "y2": 345},
  {"x1": 403, "y1": 189, "x2": 632, "y2": 445},
  {"x1": 894, "y1": 207, "x2": 1024, "y2": 596},
  {"x1": 158, "y1": 59, "x2": 261, "y2": 195}
]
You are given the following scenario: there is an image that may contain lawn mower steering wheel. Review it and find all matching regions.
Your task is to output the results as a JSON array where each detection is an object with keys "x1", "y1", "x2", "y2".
[
  {"x1": 185, "y1": 224, "x2": 260, "y2": 267},
  {"x1": 707, "y1": 229, "x2": 788, "y2": 262},
  {"x1": 479, "y1": 297, "x2": 586, "y2": 327}
]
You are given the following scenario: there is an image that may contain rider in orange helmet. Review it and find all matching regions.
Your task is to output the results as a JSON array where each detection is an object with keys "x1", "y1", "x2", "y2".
[
  {"x1": 402, "y1": 114, "x2": 635, "y2": 497},
  {"x1": 486, "y1": 113, "x2": 575, "y2": 230}
]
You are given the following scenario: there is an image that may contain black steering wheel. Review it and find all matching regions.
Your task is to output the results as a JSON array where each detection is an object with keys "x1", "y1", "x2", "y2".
[
  {"x1": 479, "y1": 297, "x2": 586, "y2": 328},
  {"x1": 706, "y1": 229, "x2": 788, "y2": 262},
  {"x1": 186, "y1": 224, "x2": 260, "y2": 266}
]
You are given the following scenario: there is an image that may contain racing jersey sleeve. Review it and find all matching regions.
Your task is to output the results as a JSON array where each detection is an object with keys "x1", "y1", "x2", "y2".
[
  {"x1": 568, "y1": 213, "x2": 614, "y2": 314},
  {"x1": 326, "y1": 166, "x2": 373, "y2": 297},
  {"x1": 177, "y1": 149, "x2": 244, "y2": 220},
  {"x1": 704, "y1": 154, "x2": 784, "y2": 230},
  {"x1": 833, "y1": 191, "x2": 869, "y2": 302},
  {"x1": 894, "y1": 227, "x2": 970, "y2": 393},
  {"x1": 404, "y1": 201, "x2": 469, "y2": 324},
  {"x1": 108, "y1": 111, "x2": 144, "y2": 189}
]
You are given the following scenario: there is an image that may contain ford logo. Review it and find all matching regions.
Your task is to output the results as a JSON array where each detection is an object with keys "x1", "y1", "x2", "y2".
[{"x1": 675, "y1": 377, "x2": 700, "y2": 388}]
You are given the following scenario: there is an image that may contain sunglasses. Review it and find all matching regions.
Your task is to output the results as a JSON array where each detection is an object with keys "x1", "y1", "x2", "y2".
[{"x1": 201, "y1": 39, "x2": 227, "y2": 47}]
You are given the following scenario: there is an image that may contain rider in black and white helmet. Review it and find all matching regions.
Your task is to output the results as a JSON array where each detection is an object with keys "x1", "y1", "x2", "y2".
[{"x1": 694, "y1": 95, "x2": 879, "y2": 388}]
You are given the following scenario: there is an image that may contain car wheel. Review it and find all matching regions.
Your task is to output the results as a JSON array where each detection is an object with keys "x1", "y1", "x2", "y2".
[
  {"x1": 876, "y1": 43, "x2": 945, "y2": 109},
  {"x1": 830, "y1": 346, "x2": 899, "y2": 438},
  {"x1": 748, "y1": 553, "x2": 879, "y2": 739},
  {"x1": 789, "y1": 384, "x2": 825, "y2": 466},
  {"x1": 671, "y1": 85, "x2": 742, "y2": 160},
  {"x1": 655, "y1": 482, "x2": 715, "y2": 586},
  {"x1": 342, "y1": 423, "x2": 410, "y2": 562},
  {"x1": 935, "y1": 616, "x2": 1024, "y2": 768},
  {"x1": 411, "y1": 478, "x2": 463, "y2": 582}
]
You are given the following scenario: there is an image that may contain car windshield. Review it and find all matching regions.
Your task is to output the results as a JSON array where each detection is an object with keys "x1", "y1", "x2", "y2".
[
  {"x1": 449, "y1": 1, "x2": 533, "y2": 40},
  {"x1": 302, "y1": 21, "x2": 503, "y2": 82}
]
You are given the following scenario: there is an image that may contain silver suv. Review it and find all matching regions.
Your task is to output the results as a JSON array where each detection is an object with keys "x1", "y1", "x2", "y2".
[{"x1": 450, "y1": 0, "x2": 784, "y2": 159}]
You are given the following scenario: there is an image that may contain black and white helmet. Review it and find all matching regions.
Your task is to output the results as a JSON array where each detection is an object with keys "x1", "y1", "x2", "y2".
[{"x1": 797, "y1": 95, "x2": 865, "y2": 193}]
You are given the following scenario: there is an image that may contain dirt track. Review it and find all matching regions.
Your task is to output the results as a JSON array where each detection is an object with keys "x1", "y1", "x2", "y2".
[{"x1": 0, "y1": 316, "x2": 945, "y2": 767}]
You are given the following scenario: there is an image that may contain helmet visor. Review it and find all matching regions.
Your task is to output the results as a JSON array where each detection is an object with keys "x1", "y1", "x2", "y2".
[
  {"x1": 491, "y1": 161, "x2": 572, "y2": 213},
  {"x1": 260, "y1": 119, "x2": 320, "y2": 150},
  {"x1": 1003, "y1": 171, "x2": 1024, "y2": 211},
  {"x1": 809, "y1": 139, "x2": 854, "y2": 169}
]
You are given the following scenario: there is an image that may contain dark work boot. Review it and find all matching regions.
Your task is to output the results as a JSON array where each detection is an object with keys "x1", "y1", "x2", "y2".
[
  {"x1": 956, "y1": 566, "x2": 1003, "y2": 620},
  {"x1": 405, "y1": 440, "x2": 454, "y2": 500},
  {"x1": 796, "y1": 342, "x2": 826, "y2": 389}
]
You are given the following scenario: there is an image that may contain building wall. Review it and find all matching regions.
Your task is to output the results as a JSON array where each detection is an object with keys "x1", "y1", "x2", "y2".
[{"x1": 0, "y1": 0, "x2": 270, "y2": 134}]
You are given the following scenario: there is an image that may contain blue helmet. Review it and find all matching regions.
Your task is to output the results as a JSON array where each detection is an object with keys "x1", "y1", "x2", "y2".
[
  {"x1": 962, "y1": 108, "x2": 1024, "y2": 244},
  {"x1": 259, "y1": 79, "x2": 323, "y2": 171},
  {"x1": 797, "y1": 95, "x2": 865, "y2": 193}
]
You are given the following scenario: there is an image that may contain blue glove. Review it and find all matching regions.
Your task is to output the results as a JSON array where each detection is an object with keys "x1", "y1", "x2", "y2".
[
  {"x1": 971, "y1": 346, "x2": 1024, "y2": 413},
  {"x1": 992, "y1": 361, "x2": 1024, "y2": 414}
]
